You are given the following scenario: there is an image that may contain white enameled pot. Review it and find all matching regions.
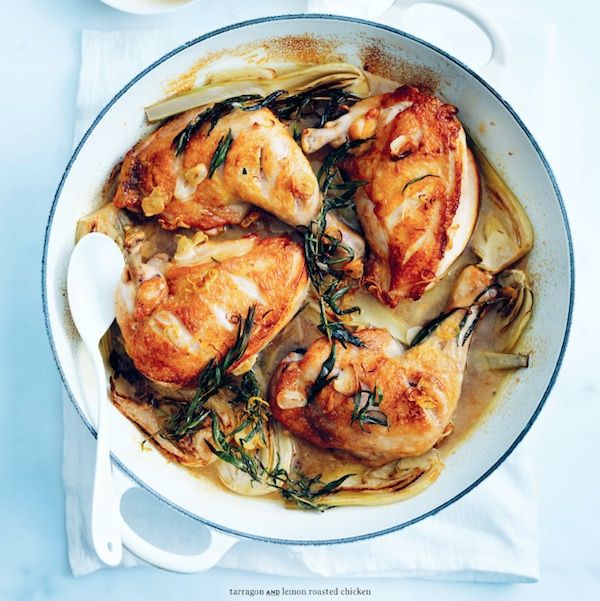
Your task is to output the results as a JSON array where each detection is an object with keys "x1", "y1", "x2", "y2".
[{"x1": 42, "y1": 9, "x2": 573, "y2": 573}]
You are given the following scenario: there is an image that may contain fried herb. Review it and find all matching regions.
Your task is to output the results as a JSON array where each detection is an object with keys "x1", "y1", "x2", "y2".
[
  {"x1": 317, "y1": 138, "x2": 370, "y2": 196},
  {"x1": 402, "y1": 174, "x2": 440, "y2": 194},
  {"x1": 317, "y1": 89, "x2": 358, "y2": 127},
  {"x1": 304, "y1": 140, "x2": 370, "y2": 348},
  {"x1": 172, "y1": 94, "x2": 260, "y2": 155},
  {"x1": 457, "y1": 285, "x2": 502, "y2": 346},
  {"x1": 207, "y1": 414, "x2": 353, "y2": 511},
  {"x1": 227, "y1": 370, "x2": 270, "y2": 448},
  {"x1": 408, "y1": 285, "x2": 502, "y2": 349},
  {"x1": 408, "y1": 308, "x2": 460, "y2": 349},
  {"x1": 317, "y1": 320, "x2": 364, "y2": 347},
  {"x1": 272, "y1": 87, "x2": 359, "y2": 125},
  {"x1": 172, "y1": 87, "x2": 360, "y2": 156},
  {"x1": 208, "y1": 128, "x2": 233, "y2": 178},
  {"x1": 241, "y1": 89, "x2": 287, "y2": 111},
  {"x1": 306, "y1": 343, "x2": 338, "y2": 403},
  {"x1": 164, "y1": 305, "x2": 256, "y2": 439},
  {"x1": 351, "y1": 386, "x2": 388, "y2": 432},
  {"x1": 229, "y1": 370, "x2": 260, "y2": 405},
  {"x1": 268, "y1": 465, "x2": 353, "y2": 511},
  {"x1": 207, "y1": 414, "x2": 263, "y2": 481},
  {"x1": 231, "y1": 396, "x2": 270, "y2": 448}
]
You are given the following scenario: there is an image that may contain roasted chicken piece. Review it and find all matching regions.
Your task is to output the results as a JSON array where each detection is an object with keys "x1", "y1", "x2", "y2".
[
  {"x1": 113, "y1": 107, "x2": 321, "y2": 230},
  {"x1": 269, "y1": 266, "x2": 493, "y2": 467},
  {"x1": 302, "y1": 86, "x2": 480, "y2": 306},
  {"x1": 115, "y1": 231, "x2": 308, "y2": 387}
]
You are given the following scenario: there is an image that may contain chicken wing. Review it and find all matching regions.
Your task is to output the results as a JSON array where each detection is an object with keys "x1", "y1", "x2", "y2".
[
  {"x1": 302, "y1": 86, "x2": 479, "y2": 306},
  {"x1": 115, "y1": 231, "x2": 308, "y2": 387},
  {"x1": 113, "y1": 107, "x2": 321, "y2": 230},
  {"x1": 269, "y1": 266, "x2": 493, "y2": 466}
]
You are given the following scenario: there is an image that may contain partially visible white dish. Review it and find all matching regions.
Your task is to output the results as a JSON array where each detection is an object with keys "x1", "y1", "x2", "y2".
[{"x1": 100, "y1": 0, "x2": 201, "y2": 16}]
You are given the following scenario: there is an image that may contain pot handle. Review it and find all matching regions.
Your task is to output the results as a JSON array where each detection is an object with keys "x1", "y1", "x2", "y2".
[
  {"x1": 306, "y1": 0, "x2": 509, "y2": 84},
  {"x1": 379, "y1": 0, "x2": 509, "y2": 83},
  {"x1": 112, "y1": 469, "x2": 239, "y2": 573}
]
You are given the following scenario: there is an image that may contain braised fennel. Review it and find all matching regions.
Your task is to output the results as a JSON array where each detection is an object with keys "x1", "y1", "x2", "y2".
[{"x1": 164, "y1": 305, "x2": 256, "y2": 440}]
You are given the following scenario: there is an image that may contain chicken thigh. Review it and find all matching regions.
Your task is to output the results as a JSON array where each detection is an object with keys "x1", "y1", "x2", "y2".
[
  {"x1": 113, "y1": 107, "x2": 321, "y2": 230},
  {"x1": 269, "y1": 266, "x2": 493, "y2": 466},
  {"x1": 115, "y1": 231, "x2": 308, "y2": 387},
  {"x1": 302, "y1": 86, "x2": 480, "y2": 306}
]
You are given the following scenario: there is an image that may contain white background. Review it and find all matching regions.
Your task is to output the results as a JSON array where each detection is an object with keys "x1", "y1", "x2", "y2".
[{"x1": 0, "y1": 0, "x2": 598, "y2": 599}]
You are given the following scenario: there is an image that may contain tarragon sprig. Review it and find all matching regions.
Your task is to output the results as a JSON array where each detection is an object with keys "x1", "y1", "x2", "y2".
[
  {"x1": 172, "y1": 88, "x2": 360, "y2": 156},
  {"x1": 164, "y1": 305, "x2": 256, "y2": 439},
  {"x1": 351, "y1": 386, "x2": 388, "y2": 432},
  {"x1": 304, "y1": 139, "x2": 371, "y2": 348},
  {"x1": 208, "y1": 129, "x2": 233, "y2": 178},
  {"x1": 207, "y1": 414, "x2": 353, "y2": 511}
]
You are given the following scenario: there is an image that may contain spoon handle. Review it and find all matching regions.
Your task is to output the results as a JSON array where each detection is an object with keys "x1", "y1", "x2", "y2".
[{"x1": 90, "y1": 345, "x2": 123, "y2": 566}]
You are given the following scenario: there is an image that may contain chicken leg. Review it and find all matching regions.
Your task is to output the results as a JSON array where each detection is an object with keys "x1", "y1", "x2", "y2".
[{"x1": 269, "y1": 266, "x2": 494, "y2": 466}]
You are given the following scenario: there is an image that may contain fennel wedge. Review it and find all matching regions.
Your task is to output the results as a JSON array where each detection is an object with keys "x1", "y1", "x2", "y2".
[
  {"x1": 470, "y1": 143, "x2": 534, "y2": 273},
  {"x1": 145, "y1": 62, "x2": 370, "y2": 121}
]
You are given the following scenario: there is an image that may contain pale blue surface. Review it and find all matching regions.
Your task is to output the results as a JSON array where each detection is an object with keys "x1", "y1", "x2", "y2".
[{"x1": 1, "y1": 0, "x2": 598, "y2": 599}]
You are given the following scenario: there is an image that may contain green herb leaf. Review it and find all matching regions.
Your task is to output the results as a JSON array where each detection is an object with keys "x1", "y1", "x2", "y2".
[
  {"x1": 317, "y1": 138, "x2": 371, "y2": 196},
  {"x1": 302, "y1": 141, "x2": 371, "y2": 349},
  {"x1": 165, "y1": 305, "x2": 256, "y2": 439},
  {"x1": 351, "y1": 386, "x2": 388, "y2": 432},
  {"x1": 241, "y1": 89, "x2": 287, "y2": 111},
  {"x1": 172, "y1": 87, "x2": 361, "y2": 156},
  {"x1": 401, "y1": 174, "x2": 440, "y2": 194},
  {"x1": 207, "y1": 414, "x2": 354, "y2": 511},
  {"x1": 229, "y1": 370, "x2": 260, "y2": 405},
  {"x1": 228, "y1": 371, "x2": 269, "y2": 448},
  {"x1": 409, "y1": 284, "x2": 502, "y2": 349},
  {"x1": 408, "y1": 309, "x2": 459, "y2": 349},
  {"x1": 456, "y1": 285, "x2": 501, "y2": 346},
  {"x1": 208, "y1": 129, "x2": 233, "y2": 178},
  {"x1": 307, "y1": 343, "x2": 338, "y2": 403},
  {"x1": 317, "y1": 89, "x2": 358, "y2": 127},
  {"x1": 317, "y1": 321, "x2": 364, "y2": 348}
]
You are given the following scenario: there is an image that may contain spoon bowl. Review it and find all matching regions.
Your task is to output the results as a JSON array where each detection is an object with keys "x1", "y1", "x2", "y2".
[{"x1": 67, "y1": 233, "x2": 125, "y2": 346}]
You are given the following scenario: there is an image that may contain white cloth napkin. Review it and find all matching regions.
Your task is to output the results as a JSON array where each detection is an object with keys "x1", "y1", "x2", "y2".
[{"x1": 64, "y1": 6, "x2": 555, "y2": 580}]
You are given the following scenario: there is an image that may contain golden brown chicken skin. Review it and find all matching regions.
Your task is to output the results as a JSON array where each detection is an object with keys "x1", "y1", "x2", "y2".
[
  {"x1": 114, "y1": 107, "x2": 320, "y2": 230},
  {"x1": 116, "y1": 232, "x2": 308, "y2": 387},
  {"x1": 269, "y1": 266, "x2": 493, "y2": 467},
  {"x1": 302, "y1": 86, "x2": 479, "y2": 306}
]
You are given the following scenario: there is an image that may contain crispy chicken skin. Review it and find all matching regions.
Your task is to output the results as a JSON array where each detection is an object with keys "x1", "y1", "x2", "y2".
[
  {"x1": 302, "y1": 86, "x2": 480, "y2": 306},
  {"x1": 113, "y1": 107, "x2": 321, "y2": 230},
  {"x1": 269, "y1": 266, "x2": 493, "y2": 467},
  {"x1": 115, "y1": 232, "x2": 308, "y2": 387}
]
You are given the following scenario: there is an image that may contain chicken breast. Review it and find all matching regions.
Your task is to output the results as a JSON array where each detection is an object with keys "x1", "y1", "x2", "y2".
[
  {"x1": 269, "y1": 266, "x2": 493, "y2": 466},
  {"x1": 114, "y1": 106, "x2": 321, "y2": 230},
  {"x1": 302, "y1": 86, "x2": 480, "y2": 306},
  {"x1": 115, "y1": 231, "x2": 308, "y2": 387}
]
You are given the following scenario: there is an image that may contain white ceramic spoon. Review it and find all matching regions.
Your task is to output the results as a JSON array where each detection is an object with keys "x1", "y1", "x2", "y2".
[{"x1": 67, "y1": 232, "x2": 125, "y2": 566}]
